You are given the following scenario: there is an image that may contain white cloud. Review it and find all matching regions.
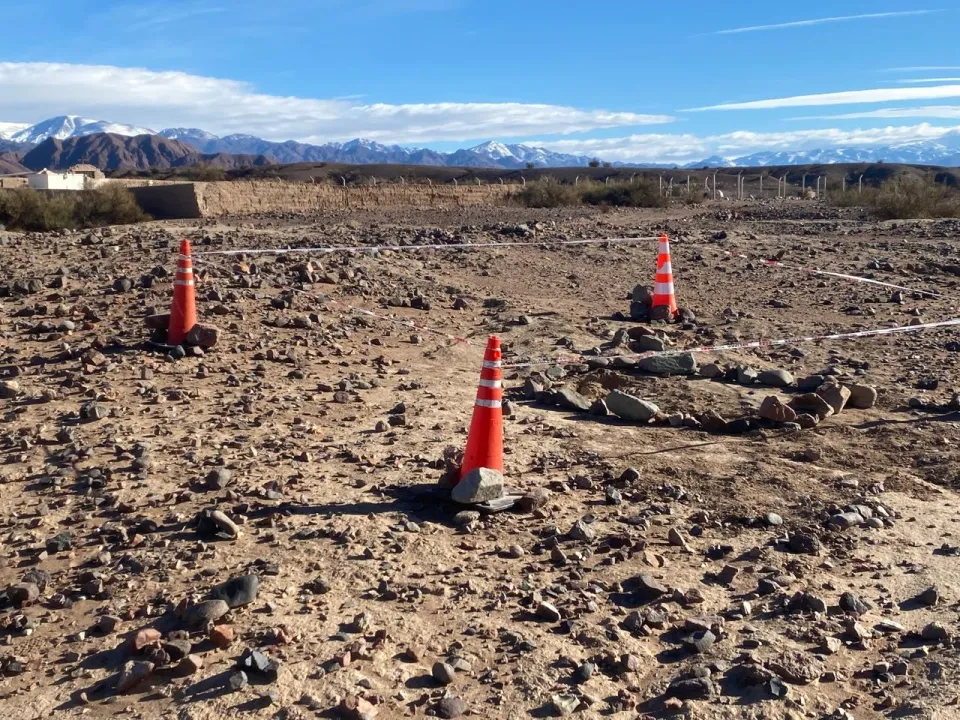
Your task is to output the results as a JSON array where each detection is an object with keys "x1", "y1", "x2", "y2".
[
  {"x1": 791, "y1": 106, "x2": 960, "y2": 120},
  {"x1": 533, "y1": 124, "x2": 960, "y2": 163},
  {"x1": 707, "y1": 10, "x2": 939, "y2": 35},
  {"x1": 0, "y1": 62, "x2": 672, "y2": 144},
  {"x1": 690, "y1": 84, "x2": 960, "y2": 111},
  {"x1": 896, "y1": 77, "x2": 960, "y2": 83}
]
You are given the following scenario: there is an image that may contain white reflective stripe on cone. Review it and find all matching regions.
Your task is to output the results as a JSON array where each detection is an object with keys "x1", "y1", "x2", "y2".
[
  {"x1": 478, "y1": 379, "x2": 502, "y2": 388},
  {"x1": 482, "y1": 360, "x2": 502, "y2": 369},
  {"x1": 475, "y1": 398, "x2": 502, "y2": 408},
  {"x1": 179, "y1": 254, "x2": 191, "y2": 260},
  {"x1": 658, "y1": 262, "x2": 672, "y2": 274},
  {"x1": 654, "y1": 282, "x2": 674, "y2": 294},
  {"x1": 177, "y1": 267, "x2": 194, "y2": 274},
  {"x1": 174, "y1": 280, "x2": 196, "y2": 286}
]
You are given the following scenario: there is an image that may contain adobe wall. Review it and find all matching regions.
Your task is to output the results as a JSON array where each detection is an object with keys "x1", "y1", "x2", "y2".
[{"x1": 192, "y1": 181, "x2": 518, "y2": 217}]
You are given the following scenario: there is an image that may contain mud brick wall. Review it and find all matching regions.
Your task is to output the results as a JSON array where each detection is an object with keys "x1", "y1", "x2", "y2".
[{"x1": 193, "y1": 181, "x2": 518, "y2": 217}]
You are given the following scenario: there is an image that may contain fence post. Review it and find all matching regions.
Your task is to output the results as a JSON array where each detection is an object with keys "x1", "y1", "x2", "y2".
[
  {"x1": 659, "y1": 175, "x2": 662, "y2": 195},
  {"x1": 686, "y1": 175, "x2": 690, "y2": 192},
  {"x1": 399, "y1": 176, "x2": 404, "y2": 185},
  {"x1": 802, "y1": 173, "x2": 808, "y2": 195},
  {"x1": 574, "y1": 176, "x2": 579, "y2": 185},
  {"x1": 858, "y1": 175, "x2": 863, "y2": 195},
  {"x1": 842, "y1": 176, "x2": 846, "y2": 193},
  {"x1": 759, "y1": 174, "x2": 763, "y2": 196},
  {"x1": 521, "y1": 176, "x2": 526, "y2": 186},
  {"x1": 476, "y1": 177, "x2": 480, "y2": 186}
]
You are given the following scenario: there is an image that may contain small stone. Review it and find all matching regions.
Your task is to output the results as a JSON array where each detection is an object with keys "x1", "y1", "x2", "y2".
[
  {"x1": 916, "y1": 586, "x2": 940, "y2": 607},
  {"x1": 436, "y1": 697, "x2": 467, "y2": 718},
  {"x1": 205, "y1": 467, "x2": 232, "y2": 490},
  {"x1": 162, "y1": 639, "x2": 192, "y2": 662},
  {"x1": 668, "y1": 527, "x2": 692, "y2": 551},
  {"x1": 117, "y1": 661, "x2": 153, "y2": 693},
  {"x1": 764, "y1": 512, "x2": 783, "y2": 526},
  {"x1": 228, "y1": 670, "x2": 248, "y2": 692},
  {"x1": 638, "y1": 353, "x2": 697, "y2": 376},
  {"x1": 921, "y1": 622, "x2": 949, "y2": 642},
  {"x1": 687, "y1": 629, "x2": 716, "y2": 654},
  {"x1": 8, "y1": 583, "x2": 39, "y2": 606},
  {"x1": 699, "y1": 363, "x2": 723, "y2": 379},
  {"x1": 573, "y1": 662, "x2": 595, "y2": 684},
  {"x1": 196, "y1": 508, "x2": 240, "y2": 540},
  {"x1": 237, "y1": 648, "x2": 278, "y2": 679},
  {"x1": 788, "y1": 393, "x2": 834, "y2": 420},
  {"x1": 453, "y1": 510, "x2": 481, "y2": 526},
  {"x1": 605, "y1": 486, "x2": 622, "y2": 505},
  {"x1": 554, "y1": 387, "x2": 591, "y2": 412},
  {"x1": 568, "y1": 518, "x2": 595, "y2": 542},
  {"x1": 823, "y1": 637, "x2": 842, "y2": 654},
  {"x1": 212, "y1": 575, "x2": 260, "y2": 608},
  {"x1": 768, "y1": 651, "x2": 824, "y2": 684},
  {"x1": 839, "y1": 592, "x2": 872, "y2": 617},
  {"x1": 667, "y1": 677, "x2": 714, "y2": 699},
  {"x1": 549, "y1": 694, "x2": 580, "y2": 716},
  {"x1": 518, "y1": 487, "x2": 550, "y2": 513},
  {"x1": 96, "y1": 615, "x2": 122, "y2": 634},
  {"x1": 788, "y1": 532, "x2": 821, "y2": 555},
  {"x1": 536, "y1": 601, "x2": 562, "y2": 622},
  {"x1": 130, "y1": 628, "x2": 162, "y2": 651},
  {"x1": 451, "y1": 467, "x2": 504, "y2": 504},
  {"x1": 186, "y1": 599, "x2": 230, "y2": 628},
  {"x1": 736, "y1": 366, "x2": 759, "y2": 385},
  {"x1": 210, "y1": 625, "x2": 235, "y2": 648},
  {"x1": 177, "y1": 654, "x2": 203, "y2": 676},
  {"x1": 630, "y1": 572, "x2": 669, "y2": 603},
  {"x1": 432, "y1": 661, "x2": 456, "y2": 685},
  {"x1": 828, "y1": 512, "x2": 864, "y2": 531}
]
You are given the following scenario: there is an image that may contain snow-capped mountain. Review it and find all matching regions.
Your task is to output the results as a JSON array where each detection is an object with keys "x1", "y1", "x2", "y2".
[
  {"x1": 9, "y1": 115, "x2": 156, "y2": 145},
  {"x1": 0, "y1": 122, "x2": 30, "y2": 140},
  {"x1": 8, "y1": 114, "x2": 960, "y2": 169}
]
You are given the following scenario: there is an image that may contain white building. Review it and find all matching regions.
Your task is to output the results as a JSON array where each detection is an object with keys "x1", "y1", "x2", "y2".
[{"x1": 28, "y1": 169, "x2": 87, "y2": 191}]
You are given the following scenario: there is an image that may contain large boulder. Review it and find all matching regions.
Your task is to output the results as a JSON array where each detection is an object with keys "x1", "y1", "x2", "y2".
[
  {"x1": 638, "y1": 352, "x2": 697, "y2": 376},
  {"x1": 605, "y1": 390, "x2": 660, "y2": 422}
]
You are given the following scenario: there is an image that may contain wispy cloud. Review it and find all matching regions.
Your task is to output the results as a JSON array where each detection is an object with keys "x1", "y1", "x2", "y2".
[
  {"x1": 0, "y1": 62, "x2": 673, "y2": 143},
  {"x1": 534, "y1": 124, "x2": 960, "y2": 164},
  {"x1": 126, "y1": 5, "x2": 225, "y2": 31},
  {"x1": 882, "y1": 66, "x2": 960, "y2": 72},
  {"x1": 707, "y1": 10, "x2": 940, "y2": 36},
  {"x1": 689, "y1": 85, "x2": 960, "y2": 111},
  {"x1": 896, "y1": 77, "x2": 960, "y2": 83},
  {"x1": 790, "y1": 106, "x2": 960, "y2": 121}
]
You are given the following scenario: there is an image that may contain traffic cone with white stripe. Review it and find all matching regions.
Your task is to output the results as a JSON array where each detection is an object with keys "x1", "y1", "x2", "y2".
[
  {"x1": 459, "y1": 336, "x2": 504, "y2": 480},
  {"x1": 168, "y1": 239, "x2": 197, "y2": 345},
  {"x1": 651, "y1": 234, "x2": 679, "y2": 321}
]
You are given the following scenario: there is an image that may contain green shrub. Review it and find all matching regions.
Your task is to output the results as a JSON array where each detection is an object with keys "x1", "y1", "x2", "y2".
[
  {"x1": 0, "y1": 185, "x2": 149, "y2": 231},
  {"x1": 517, "y1": 176, "x2": 579, "y2": 208}
]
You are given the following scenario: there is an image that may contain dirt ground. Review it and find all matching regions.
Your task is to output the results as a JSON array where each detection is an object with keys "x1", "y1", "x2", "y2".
[{"x1": 2, "y1": 198, "x2": 960, "y2": 720}]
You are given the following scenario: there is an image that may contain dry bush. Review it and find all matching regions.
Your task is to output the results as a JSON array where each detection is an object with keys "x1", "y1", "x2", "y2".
[
  {"x1": 580, "y1": 179, "x2": 668, "y2": 208},
  {"x1": 517, "y1": 176, "x2": 579, "y2": 207},
  {"x1": 831, "y1": 176, "x2": 960, "y2": 219},
  {"x1": 0, "y1": 185, "x2": 149, "y2": 231}
]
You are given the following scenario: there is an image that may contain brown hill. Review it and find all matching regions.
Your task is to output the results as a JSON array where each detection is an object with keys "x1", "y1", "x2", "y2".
[
  {"x1": 21, "y1": 133, "x2": 274, "y2": 173},
  {"x1": 0, "y1": 152, "x2": 27, "y2": 174}
]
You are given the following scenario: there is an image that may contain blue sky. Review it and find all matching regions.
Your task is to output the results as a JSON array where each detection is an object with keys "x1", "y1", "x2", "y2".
[{"x1": 1, "y1": 0, "x2": 959, "y2": 162}]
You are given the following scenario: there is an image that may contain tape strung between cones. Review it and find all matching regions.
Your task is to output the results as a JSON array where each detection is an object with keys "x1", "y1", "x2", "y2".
[
  {"x1": 501, "y1": 316, "x2": 960, "y2": 369},
  {"x1": 192, "y1": 236, "x2": 663, "y2": 257},
  {"x1": 723, "y1": 250, "x2": 949, "y2": 299}
]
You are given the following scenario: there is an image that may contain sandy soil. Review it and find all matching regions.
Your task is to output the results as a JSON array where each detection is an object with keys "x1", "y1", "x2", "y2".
[{"x1": 1, "y1": 199, "x2": 960, "y2": 720}]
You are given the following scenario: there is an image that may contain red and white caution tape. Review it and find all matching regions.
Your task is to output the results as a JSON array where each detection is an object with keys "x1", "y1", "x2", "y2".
[
  {"x1": 192, "y1": 236, "x2": 662, "y2": 257},
  {"x1": 723, "y1": 250, "x2": 948, "y2": 299},
  {"x1": 501, "y1": 316, "x2": 960, "y2": 368}
]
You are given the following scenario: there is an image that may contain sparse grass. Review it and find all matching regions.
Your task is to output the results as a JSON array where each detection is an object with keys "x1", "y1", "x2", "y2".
[
  {"x1": 831, "y1": 176, "x2": 960, "y2": 219},
  {"x1": 0, "y1": 185, "x2": 149, "y2": 231},
  {"x1": 516, "y1": 177, "x2": 668, "y2": 209}
]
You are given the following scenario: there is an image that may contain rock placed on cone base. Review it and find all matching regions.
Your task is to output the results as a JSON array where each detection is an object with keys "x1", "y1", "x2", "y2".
[
  {"x1": 185, "y1": 323, "x2": 221, "y2": 349},
  {"x1": 145, "y1": 313, "x2": 171, "y2": 330},
  {"x1": 451, "y1": 468, "x2": 504, "y2": 505}
]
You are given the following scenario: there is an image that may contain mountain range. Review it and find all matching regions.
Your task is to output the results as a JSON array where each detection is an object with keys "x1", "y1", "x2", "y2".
[{"x1": 2, "y1": 114, "x2": 960, "y2": 170}]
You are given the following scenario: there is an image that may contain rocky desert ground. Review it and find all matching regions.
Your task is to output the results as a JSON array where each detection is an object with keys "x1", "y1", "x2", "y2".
[{"x1": 2, "y1": 197, "x2": 960, "y2": 720}]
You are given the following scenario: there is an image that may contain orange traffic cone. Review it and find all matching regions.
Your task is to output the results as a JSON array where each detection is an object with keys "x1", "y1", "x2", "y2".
[
  {"x1": 168, "y1": 239, "x2": 197, "y2": 345},
  {"x1": 459, "y1": 336, "x2": 504, "y2": 480},
  {"x1": 651, "y1": 234, "x2": 679, "y2": 319}
]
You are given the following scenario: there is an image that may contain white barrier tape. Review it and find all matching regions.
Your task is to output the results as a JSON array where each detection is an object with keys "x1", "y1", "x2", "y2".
[
  {"x1": 723, "y1": 250, "x2": 948, "y2": 299},
  {"x1": 192, "y1": 236, "x2": 663, "y2": 257},
  {"x1": 501, "y1": 317, "x2": 960, "y2": 369}
]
